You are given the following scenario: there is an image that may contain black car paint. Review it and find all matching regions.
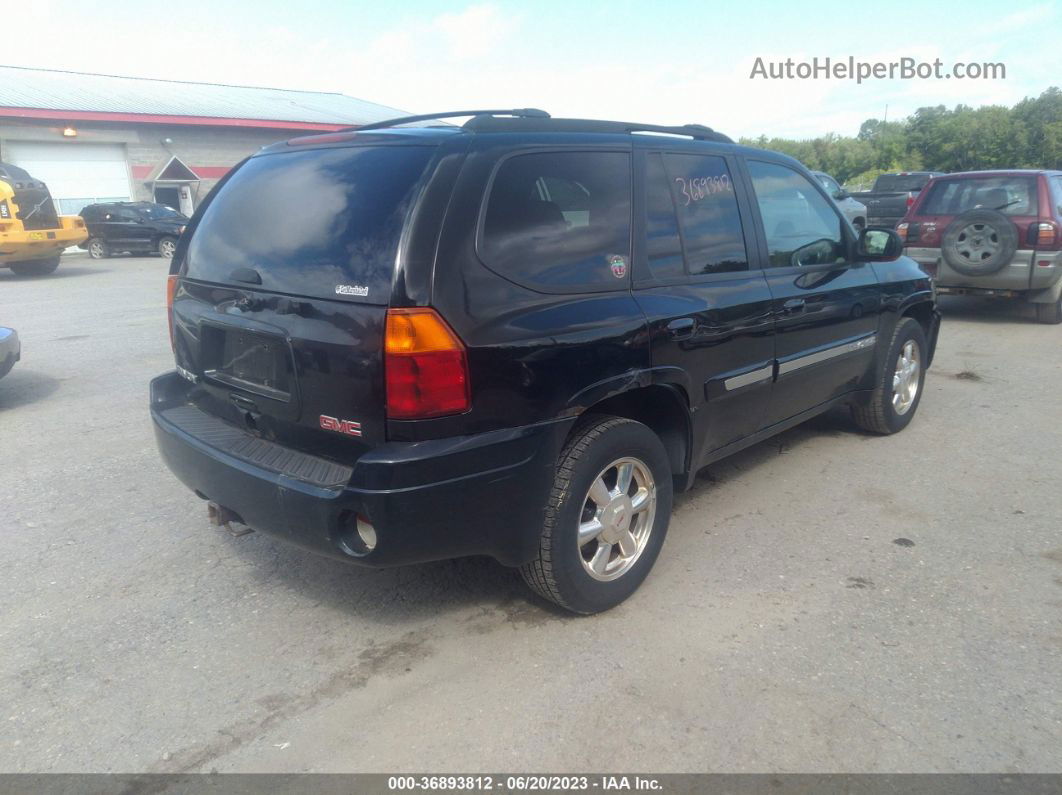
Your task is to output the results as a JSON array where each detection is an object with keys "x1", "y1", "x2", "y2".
[
  {"x1": 80, "y1": 202, "x2": 186, "y2": 255},
  {"x1": 152, "y1": 125, "x2": 938, "y2": 568}
]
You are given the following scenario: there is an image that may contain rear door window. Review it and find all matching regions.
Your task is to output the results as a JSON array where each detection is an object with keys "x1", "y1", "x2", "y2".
[
  {"x1": 480, "y1": 151, "x2": 631, "y2": 292},
  {"x1": 184, "y1": 145, "x2": 435, "y2": 304},
  {"x1": 664, "y1": 154, "x2": 749, "y2": 275},
  {"x1": 644, "y1": 153, "x2": 685, "y2": 280},
  {"x1": 921, "y1": 176, "x2": 1038, "y2": 217}
]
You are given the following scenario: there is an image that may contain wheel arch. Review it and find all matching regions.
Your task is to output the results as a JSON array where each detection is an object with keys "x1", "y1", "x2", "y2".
[{"x1": 573, "y1": 382, "x2": 693, "y2": 485}]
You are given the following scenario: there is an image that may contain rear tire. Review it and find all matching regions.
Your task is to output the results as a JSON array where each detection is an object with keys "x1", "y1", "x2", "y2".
[
  {"x1": 520, "y1": 416, "x2": 673, "y2": 614},
  {"x1": 852, "y1": 317, "x2": 927, "y2": 435},
  {"x1": 1034, "y1": 297, "x2": 1062, "y2": 325},
  {"x1": 87, "y1": 238, "x2": 108, "y2": 259},
  {"x1": 9, "y1": 256, "x2": 60, "y2": 277}
]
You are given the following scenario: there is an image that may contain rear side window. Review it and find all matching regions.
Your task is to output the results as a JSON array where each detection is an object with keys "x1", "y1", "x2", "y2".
[
  {"x1": 665, "y1": 154, "x2": 748, "y2": 275},
  {"x1": 921, "y1": 176, "x2": 1039, "y2": 217},
  {"x1": 875, "y1": 174, "x2": 934, "y2": 192},
  {"x1": 748, "y1": 160, "x2": 845, "y2": 268},
  {"x1": 184, "y1": 146, "x2": 434, "y2": 303},
  {"x1": 481, "y1": 151, "x2": 631, "y2": 292}
]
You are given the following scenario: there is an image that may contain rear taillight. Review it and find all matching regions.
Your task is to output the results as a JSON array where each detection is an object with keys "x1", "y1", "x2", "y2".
[
  {"x1": 896, "y1": 223, "x2": 908, "y2": 242},
  {"x1": 1030, "y1": 221, "x2": 1057, "y2": 247},
  {"x1": 384, "y1": 308, "x2": 470, "y2": 420},
  {"x1": 906, "y1": 194, "x2": 916, "y2": 209},
  {"x1": 166, "y1": 275, "x2": 178, "y2": 351}
]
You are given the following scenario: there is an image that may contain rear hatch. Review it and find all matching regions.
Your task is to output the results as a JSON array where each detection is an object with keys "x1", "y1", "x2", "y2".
[{"x1": 172, "y1": 142, "x2": 438, "y2": 457}]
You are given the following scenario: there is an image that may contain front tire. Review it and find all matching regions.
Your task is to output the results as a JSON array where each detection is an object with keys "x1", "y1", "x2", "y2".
[
  {"x1": 520, "y1": 416, "x2": 673, "y2": 614},
  {"x1": 852, "y1": 317, "x2": 927, "y2": 434},
  {"x1": 9, "y1": 256, "x2": 60, "y2": 277},
  {"x1": 87, "y1": 238, "x2": 108, "y2": 259}
]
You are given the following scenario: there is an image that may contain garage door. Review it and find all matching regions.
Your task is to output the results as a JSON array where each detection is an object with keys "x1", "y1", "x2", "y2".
[{"x1": 4, "y1": 141, "x2": 131, "y2": 215}]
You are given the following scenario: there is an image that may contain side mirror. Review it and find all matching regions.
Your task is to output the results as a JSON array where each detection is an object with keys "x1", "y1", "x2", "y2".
[
  {"x1": 857, "y1": 227, "x2": 903, "y2": 260},
  {"x1": 833, "y1": 189, "x2": 850, "y2": 201}
]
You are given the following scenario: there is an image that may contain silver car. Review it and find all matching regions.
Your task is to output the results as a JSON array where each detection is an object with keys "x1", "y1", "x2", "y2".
[
  {"x1": 0, "y1": 326, "x2": 19, "y2": 380},
  {"x1": 813, "y1": 171, "x2": 867, "y2": 231}
]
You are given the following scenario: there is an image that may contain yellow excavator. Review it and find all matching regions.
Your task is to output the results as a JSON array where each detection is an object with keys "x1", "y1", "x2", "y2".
[{"x1": 0, "y1": 160, "x2": 88, "y2": 276}]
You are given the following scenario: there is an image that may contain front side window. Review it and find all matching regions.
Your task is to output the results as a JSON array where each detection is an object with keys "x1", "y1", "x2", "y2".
[
  {"x1": 748, "y1": 160, "x2": 845, "y2": 268},
  {"x1": 921, "y1": 176, "x2": 1039, "y2": 217},
  {"x1": 481, "y1": 151, "x2": 631, "y2": 292},
  {"x1": 665, "y1": 154, "x2": 748, "y2": 275}
]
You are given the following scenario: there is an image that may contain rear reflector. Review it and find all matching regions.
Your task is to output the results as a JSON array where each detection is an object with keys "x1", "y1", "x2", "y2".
[
  {"x1": 166, "y1": 275, "x2": 178, "y2": 351},
  {"x1": 385, "y1": 308, "x2": 470, "y2": 419}
]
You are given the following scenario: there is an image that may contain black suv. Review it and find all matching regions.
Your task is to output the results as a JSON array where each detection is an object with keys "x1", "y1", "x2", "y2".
[
  {"x1": 151, "y1": 109, "x2": 941, "y2": 613},
  {"x1": 80, "y1": 201, "x2": 187, "y2": 259}
]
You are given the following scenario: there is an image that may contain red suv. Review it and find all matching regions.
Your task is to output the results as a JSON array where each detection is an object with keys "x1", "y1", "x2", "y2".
[{"x1": 900, "y1": 170, "x2": 1062, "y2": 323}]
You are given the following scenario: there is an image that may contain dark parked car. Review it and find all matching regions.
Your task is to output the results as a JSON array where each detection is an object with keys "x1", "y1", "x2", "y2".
[
  {"x1": 901, "y1": 170, "x2": 1062, "y2": 323},
  {"x1": 79, "y1": 201, "x2": 187, "y2": 259},
  {"x1": 852, "y1": 172, "x2": 944, "y2": 229},
  {"x1": 152, "y1": 109, "x2": 940, "y2": 613}
]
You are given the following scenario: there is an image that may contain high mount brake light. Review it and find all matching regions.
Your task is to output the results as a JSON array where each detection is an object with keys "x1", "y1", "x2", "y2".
[{"x1": 384, "y1": 308, "x2": 470, "y2": 420}]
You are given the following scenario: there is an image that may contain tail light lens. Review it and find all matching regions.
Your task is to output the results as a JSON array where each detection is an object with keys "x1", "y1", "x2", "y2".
[
  {"x1": 385, "y1": 308, "x2": 470, "y2": 419},
  {"x1": 906, "y1": 194, "x2": 916, "y2": 209},
  {"x1": 1030, "y1": 222, "x2": 1057, "y2": 247},
  {"x1": 896, "y1": 223, "x2": 908, "y2": 242},
  {"x1": 166, "y1": 275, "x2": 178, "y2": 351}
]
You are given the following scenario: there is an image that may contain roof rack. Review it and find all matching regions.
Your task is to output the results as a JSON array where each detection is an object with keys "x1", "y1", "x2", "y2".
[
  {"x1": 462, "y1": 115, "x2": 732, "y2": 143},
  {"x1": 337, "y1": 108, "x2": 732, "y2": 143},
  {"x1": 340, "y1": 108, "x2": 550, "y2": 133}
]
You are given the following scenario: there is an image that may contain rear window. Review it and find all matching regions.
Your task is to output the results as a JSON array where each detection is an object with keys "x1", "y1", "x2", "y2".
[
  {"x1": 920, "y1": 176, "x2": 1038, "y2": 217},
  {"x1": 184, "y1": 146, "x2": 434, "y2": 303},
  {"x1": 480, "y1": 151, "x2": 631, "y2": 293},
  {"x1": 874, "y1": 174, "x2": 934, "y2": 192}
]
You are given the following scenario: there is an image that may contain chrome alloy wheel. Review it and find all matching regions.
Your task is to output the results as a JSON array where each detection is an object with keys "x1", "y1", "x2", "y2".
[
  {"x1": 159, "y1": 239, "x2": 177, "y2": 258},
  {"x1": 892, "y1": 340, "x2": 921, "y2": 415},
  {"x1": 88, "y1": 239, "x2": 105, "y2": 259},
  {"x1": 577, "y1": 457, "x2": 657, "y2": 582}
]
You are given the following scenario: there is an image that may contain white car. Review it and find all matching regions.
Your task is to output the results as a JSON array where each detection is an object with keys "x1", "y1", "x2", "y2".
[
  {"x1": 0, "y1": 326, "x2": 19, "y2": 380},
  {"x1": 813, "y1": 171, "x2": 867, "y2": 231}
]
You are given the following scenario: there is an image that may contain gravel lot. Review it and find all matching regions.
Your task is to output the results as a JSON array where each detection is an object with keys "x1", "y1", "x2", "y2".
[{"x1": 1, "y1": 254, "x2": 1060, "y2": 773}]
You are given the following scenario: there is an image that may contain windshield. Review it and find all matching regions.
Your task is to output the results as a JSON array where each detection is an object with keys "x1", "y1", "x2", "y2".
[
  {"x1": 816, "y1": 174, "x2": 841, "y2": 194},
  {"x1": 921, "y1": 176, "x2": 1039, "y2": 216},
  {"x1": 184, "y1": 145, "x2": 435, "y2": 304}
]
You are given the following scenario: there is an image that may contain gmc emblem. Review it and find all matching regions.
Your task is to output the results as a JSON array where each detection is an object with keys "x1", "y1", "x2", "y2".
[{"x1": 319, "y1": 415, "x2": 362, "y2": 437}]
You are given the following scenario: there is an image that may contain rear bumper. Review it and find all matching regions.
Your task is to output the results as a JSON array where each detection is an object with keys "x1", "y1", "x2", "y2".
[
  {"x1": 906, "y1": 246, "x2": 1062, "y2": 294},
  {"x1": 0, "y1": 218, "x2": 88, "y2": 264},
  {"x1": 150, "y1": 371, "x2": 569, "y2": 567}
]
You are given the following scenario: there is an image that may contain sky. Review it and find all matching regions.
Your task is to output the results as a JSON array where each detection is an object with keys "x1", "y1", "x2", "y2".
[{"x1": 5, "y1": 0, "x2": 1061, "y2": 139}]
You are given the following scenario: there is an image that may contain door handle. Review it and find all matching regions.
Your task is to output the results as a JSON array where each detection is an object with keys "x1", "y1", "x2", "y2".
[
  {"x1": 667, "y1": 318, "x2": 696, "y2": 340},
  {"x1": 781, "y1": 298, "x2": 806, "y2": 315}
]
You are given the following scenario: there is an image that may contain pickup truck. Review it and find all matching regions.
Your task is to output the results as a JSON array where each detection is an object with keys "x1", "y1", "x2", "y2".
[{"x1": 852, "y1": 172, "x2": 944, "y2": 229}]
